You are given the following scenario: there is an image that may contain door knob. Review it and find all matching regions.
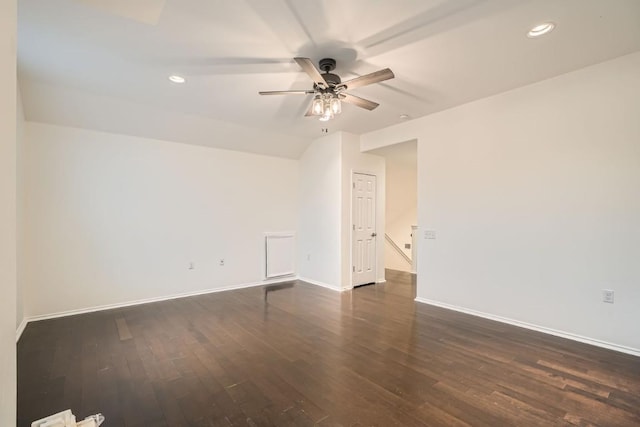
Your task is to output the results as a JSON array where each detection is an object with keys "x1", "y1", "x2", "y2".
[{"x1": 371, "y1": 232, "x2": 377, "y2": 237}]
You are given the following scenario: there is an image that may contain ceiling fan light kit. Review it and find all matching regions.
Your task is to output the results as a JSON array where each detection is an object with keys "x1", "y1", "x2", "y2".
[
  {"x1": 259, "y1": 57, "x2": 394, "y2": 121},
  {"x1": 312, "y1": 92, "x2": 342, "y2": 121}
]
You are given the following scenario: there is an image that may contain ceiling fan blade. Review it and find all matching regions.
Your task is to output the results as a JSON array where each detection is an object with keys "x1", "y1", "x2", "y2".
[
  {"x1": 294, "y1": 57, "x2": 328, "y2": 89},
  {"x1": 340, "y1": 68, "x2": 395, "y2": 90},
  {"x1": 259, "y1": 90, "x2": 314, "y2": 95},
  {"x1": 340, "y1": 93, "x2": 380, "y2": 111}
]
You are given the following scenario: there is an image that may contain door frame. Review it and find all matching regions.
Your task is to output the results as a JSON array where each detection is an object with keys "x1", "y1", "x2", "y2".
[{"x1": 350, "y1": 170, "x2": 379, "y2": 288}]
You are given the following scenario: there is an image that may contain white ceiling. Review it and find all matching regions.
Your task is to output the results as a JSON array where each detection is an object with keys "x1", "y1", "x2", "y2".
[
  {"x1": 369, "y1": 140, "x2": 417, "y2": 170},
  {"x1": 18, "y1": 0, "x2": 640, "y2": 158}
]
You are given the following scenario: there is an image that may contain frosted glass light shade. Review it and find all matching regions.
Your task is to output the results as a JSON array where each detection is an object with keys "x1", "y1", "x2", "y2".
[
  {"x1": 319, "y1": 106, "x2": 333, "y2": 121},
  {"x1": 312, "y1": 96, "x2": 324, "y2": 115},
  {"x1": 330, "y1": 97, "x2": 341, "y2": 114}
]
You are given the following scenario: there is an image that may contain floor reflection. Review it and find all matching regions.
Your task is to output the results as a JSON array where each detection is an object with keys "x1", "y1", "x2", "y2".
[{"x1": 263, "y1": 281, "x2": 295, "y2": 301}]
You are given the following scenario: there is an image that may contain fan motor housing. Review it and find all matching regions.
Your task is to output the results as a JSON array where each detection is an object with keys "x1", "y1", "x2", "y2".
[
  {"x1": 314, "y1": 72, "x2": 341, "y2": 91},
  {"x1": 322, "y1": 73, "x2": 341, "y2": 87}
]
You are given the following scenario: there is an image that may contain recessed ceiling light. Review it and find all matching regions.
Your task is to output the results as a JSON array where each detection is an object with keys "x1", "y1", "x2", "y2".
[
  {"x1": 527, "y1": 22, "x2": 555, "y2": 38},
  {"x1": 168, "y1": 75, "x2": 185, "y2": 83},
  {"x1": 399, "y1": 114, "x2": 410, "y2": 120}
]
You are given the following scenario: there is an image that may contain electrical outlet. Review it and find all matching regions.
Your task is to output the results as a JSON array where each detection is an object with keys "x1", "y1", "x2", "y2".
[
  {"x1": 219, "y1": 259, "x2": 225, "y2": 266},
  {"x1": 602, "y1": 289, "x2": 614, "y2": 304},
  {"x1": 424, "y1": 230, "x2": 436, "y2": 240}
]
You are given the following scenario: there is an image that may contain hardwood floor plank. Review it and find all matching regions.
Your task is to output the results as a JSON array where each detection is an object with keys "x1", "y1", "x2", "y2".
[{"x1": 17, "y1": 270, "x2": 640, "y2": 426}]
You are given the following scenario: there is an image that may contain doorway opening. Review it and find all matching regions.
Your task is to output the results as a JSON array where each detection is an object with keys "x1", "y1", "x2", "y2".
[{"x1": 368, "y1": 141, "x2": 418, "y2": 278}]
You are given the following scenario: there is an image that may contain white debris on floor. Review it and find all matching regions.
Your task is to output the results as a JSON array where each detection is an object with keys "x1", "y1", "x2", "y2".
[{"x1": 31, "y1": 410, "x2": 104, "y2": 427}]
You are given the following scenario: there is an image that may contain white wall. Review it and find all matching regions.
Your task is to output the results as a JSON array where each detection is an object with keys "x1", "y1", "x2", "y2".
[
  {"x1": 362, "y1": 51, "x2": 640, "y2": 353},
  {"x1": 0, "y1": 0, "x2": 17, "y2": 422},
  {"x1": 297, "y1": 133, "x2": 342, "y2": 289},
  {"x1": 385, "y1": 241, "x2": 413, "y2": 272},
  {"x1": 341, "y1": 132, "x2": 386, "y2": 286},
  {"x1": 297, "y1": 132, "x2": 385, "y2": 290},
  {"x1": 16, "y1": 87, "x2": 25, "y2": 332},
  {"x1": 24, "y1": 123, "x2": 299, "y2": 317}
]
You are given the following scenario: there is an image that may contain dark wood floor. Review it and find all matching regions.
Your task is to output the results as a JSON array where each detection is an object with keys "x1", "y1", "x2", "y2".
[{"x1": 18, "y1": 270, "x2": 640, "y2": 426}]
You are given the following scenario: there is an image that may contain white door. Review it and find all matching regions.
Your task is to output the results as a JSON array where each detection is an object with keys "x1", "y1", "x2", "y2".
[{"x1": 352, "y1": 173, "x2": 377, "y2": 286}]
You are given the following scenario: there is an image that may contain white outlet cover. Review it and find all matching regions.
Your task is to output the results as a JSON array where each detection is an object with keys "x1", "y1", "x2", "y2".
[
  {"x1": 424, "y1": 230, "x2": 436, "y2": 239},
  {"x1": 602, "y1": 289, "x2": 614, "y2": 303}
]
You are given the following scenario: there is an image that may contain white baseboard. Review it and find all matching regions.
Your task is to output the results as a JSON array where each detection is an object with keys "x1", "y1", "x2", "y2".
[
  {"x1": 415, "y1": 297, "x2": 640, "y2": 358},
  {"x1": 16, "y1": 318, "x2": 28, "y2": 343},
  {"x1": 298, "y1": 276, "x2": 345, "y2": 292},
  {"x1": 20, "y1": 277, "x2": 298, "y2": 328},
  {"x1": 376, "y1": 278, "x2": 387, "y2": 283}
]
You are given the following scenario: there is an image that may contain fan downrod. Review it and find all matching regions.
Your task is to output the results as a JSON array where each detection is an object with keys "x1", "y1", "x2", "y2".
[{"x1": 317, "y1": 58, "x2": 341, "y2": 88}]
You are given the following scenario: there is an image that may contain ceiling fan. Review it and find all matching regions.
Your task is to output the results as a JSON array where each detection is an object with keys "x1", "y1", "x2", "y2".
[{"x1": 259, "y1": 57, "x2": 394, "y2": 121}]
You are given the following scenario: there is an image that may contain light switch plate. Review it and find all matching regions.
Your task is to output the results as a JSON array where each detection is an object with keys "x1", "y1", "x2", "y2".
[{"x1": 424, "y1": 230, "x2": 436, "y2": 240}]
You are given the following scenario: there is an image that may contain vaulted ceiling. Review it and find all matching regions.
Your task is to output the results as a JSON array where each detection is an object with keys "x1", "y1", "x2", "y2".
[{"x1": 18, "y1": 0, "x2": 640, "y2": 158}]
